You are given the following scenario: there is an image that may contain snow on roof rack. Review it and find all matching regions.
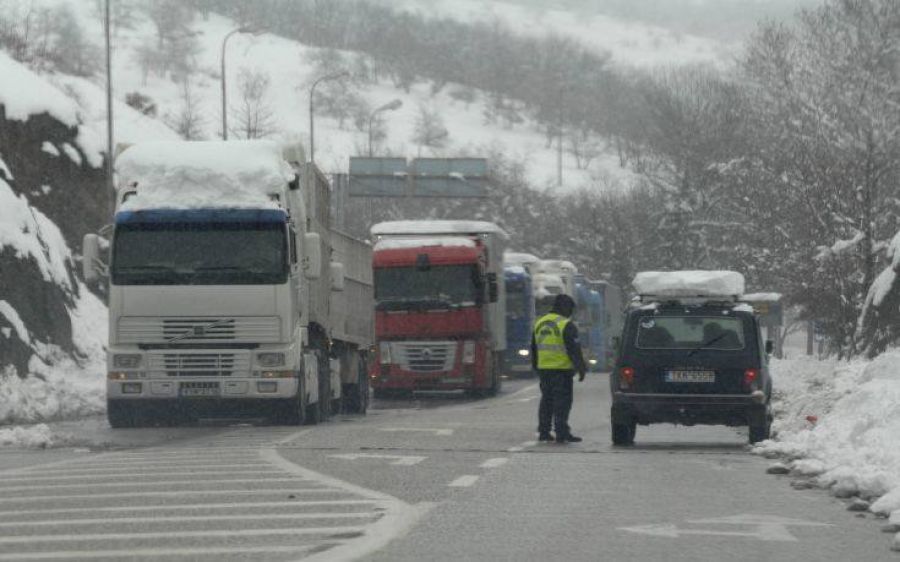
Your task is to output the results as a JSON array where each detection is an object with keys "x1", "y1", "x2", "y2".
[{"x1": 632, "y1": 271, "x2": 745, "y2": 301}]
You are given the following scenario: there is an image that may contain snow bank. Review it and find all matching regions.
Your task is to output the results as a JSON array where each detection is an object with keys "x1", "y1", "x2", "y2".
[
  {"x1": 755, "y1": 353, "x2": 900, "y2": 521},
  {"x1": 0, "y1": 50, "x2": 80, "y2": 126},
  {"x1": 633, "y1": 270, "x2": 745, "y2": 298},
  {"x1": 117, "y1": 140, "x2": 294, "y2": 210},
  {"x1": 0, "y1": 423, "x2": 59, "y2": 449},
  {"x1": 374, "y1": 237, "x2": 476, "y2": 251},
  {"x1": 372, "y1": 220, "x2": 507, "y2": 238},
  {"x1": 0, "y1": 300, "x2": 30, "y2": 345}
]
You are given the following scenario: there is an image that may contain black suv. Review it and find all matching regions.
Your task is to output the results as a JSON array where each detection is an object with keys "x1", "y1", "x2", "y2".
[{"x1": 610, "y1": 299, "x2": 773, "y2": 445}]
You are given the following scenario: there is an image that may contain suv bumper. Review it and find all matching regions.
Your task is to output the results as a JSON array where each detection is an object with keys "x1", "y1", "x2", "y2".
[{"x1": 612, "y1": 392, "x2": 768, "y2": 427}]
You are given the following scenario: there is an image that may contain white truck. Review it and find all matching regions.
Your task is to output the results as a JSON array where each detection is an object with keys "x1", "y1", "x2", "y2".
[
  {"x1": 83, "y1": 140, "x2": 373, "y2": 426},
  {"x1": 533, "y1": 259, "x2": 578, "y2": 315}
]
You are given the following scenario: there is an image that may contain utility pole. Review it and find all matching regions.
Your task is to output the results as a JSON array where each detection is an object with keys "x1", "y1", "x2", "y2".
[
  {"x1": 221, "y1": 27, "x2": 254, "y2": 140},
  {"x1": 309, "y1": 71, "x2": 349, "y2": 165},
  {"x1": 104, "y1": 0, "x2": 115, "y2": 214}
]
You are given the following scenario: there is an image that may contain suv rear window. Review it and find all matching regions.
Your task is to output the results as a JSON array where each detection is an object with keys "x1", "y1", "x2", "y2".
[{"x1": 636, "y1": 316, "x2": 745, "y2": 350}]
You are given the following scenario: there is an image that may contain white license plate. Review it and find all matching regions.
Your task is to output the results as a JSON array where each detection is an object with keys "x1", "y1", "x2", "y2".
[
  {"x1": 665, "y1": 370, "x2": 716, "y2": 383},
  {"x1": 180, "y1": 383, "x2": 220, "y2": 397}
]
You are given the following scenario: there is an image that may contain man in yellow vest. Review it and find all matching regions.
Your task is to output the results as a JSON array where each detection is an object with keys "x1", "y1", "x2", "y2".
[{"x1": 531, "y1": 294, "x2": 587, "y2": 443}]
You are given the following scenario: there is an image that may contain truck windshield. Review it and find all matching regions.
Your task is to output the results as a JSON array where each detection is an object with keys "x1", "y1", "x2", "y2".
[
  {"x1": 374, "y1": 265, "x2": 480, "y2": 309},
  {"x1": 111, "y1": 222, "x2": 288, "y2": 285},
  {"x1": 506, "y1": 282, "x2": 529, "y2": 319}
]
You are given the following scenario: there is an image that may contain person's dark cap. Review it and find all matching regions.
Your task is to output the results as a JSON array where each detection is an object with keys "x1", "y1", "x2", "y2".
[{"x1": 552, "y1": 294, "x2": 576, "y2": 315}]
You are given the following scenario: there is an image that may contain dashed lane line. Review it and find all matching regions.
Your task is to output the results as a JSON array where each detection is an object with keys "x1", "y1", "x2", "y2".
[
  {"x1": 480, "y1": 458, "x2": 509, "y2": 469},
  {"x1": 448, "y1": 475, "x2": 480, "y2": 487}
]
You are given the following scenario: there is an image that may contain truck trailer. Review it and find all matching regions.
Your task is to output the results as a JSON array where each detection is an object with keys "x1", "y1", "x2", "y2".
[
  {"x1": 369, "y1": 221, "x2": 507, "y2": 396},
  {"x1": 82, "y1": 140, "x2": 373, "y2": 427}
]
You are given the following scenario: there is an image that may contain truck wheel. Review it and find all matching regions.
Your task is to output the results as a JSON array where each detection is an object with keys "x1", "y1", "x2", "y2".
[
  {"x1": 273, "y1": 395, "x2": 304, "y2": 426},
  {"x1": 107, "y1": 399, "x2": 135, "y2": 428},
  {"x1": 611, "y1": 421, "x2": 636, "y2": 446}
]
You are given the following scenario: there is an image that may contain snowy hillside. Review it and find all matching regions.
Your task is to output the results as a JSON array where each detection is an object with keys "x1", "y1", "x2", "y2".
[{"x1": 384, "y1": 0, "x2": 730, "y2": 68}]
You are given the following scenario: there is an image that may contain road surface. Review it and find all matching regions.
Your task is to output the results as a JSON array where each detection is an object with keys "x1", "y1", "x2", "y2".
[{"x1": 0, "y1": 374, "x2": 894, "y2": 561}]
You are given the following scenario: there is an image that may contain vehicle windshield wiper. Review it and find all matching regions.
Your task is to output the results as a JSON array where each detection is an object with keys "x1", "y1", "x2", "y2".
[{"x1": 687, "y1": 333, "x2": 727, "y2": 357}]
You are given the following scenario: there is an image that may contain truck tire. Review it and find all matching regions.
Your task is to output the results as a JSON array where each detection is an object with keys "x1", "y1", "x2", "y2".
[
  {"x1": 273, "y1": 394, "x2": 304, "y2": 426},
  {"x1": 107, "y1": 399, "x2": 136, "y2": 428},
  {"x1": 611, "y1": 421, "x2": 636, "y2": 446}
]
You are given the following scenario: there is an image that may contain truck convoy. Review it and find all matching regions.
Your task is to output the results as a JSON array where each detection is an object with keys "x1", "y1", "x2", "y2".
[
  {"x1": 82, "y1": 140, "x2": 373, "y2": 427},
  {"x1": 369, "y1": 221, "x2": 507, "y2": 396}
]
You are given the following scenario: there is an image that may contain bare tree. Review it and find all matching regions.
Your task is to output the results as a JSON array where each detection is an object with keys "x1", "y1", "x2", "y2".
[
  {"x1": 231, "y1": 68, "x2": 277, "y2": 139},
  {"x1": 411, "y1": 104, "x2": 449, "y2": 153},
  {"x1": 167, "y1": 80, "x2": 205, "y2": 140}
]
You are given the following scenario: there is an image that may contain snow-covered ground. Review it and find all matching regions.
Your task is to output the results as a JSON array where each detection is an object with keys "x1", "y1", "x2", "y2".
[{"x1": 758, "y1": 354, "x2": 900, "y2": 536}]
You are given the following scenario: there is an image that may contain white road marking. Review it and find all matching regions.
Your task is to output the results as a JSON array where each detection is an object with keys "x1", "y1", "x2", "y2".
[
  {"x1": 0, "y1": 512, "x2": 378, "y2": 528},
  {"x1": 507, "y1": 440, "x2": 537, "y2": 452},
  {"x1": 0, "y1": 488, "x2": 339, "y2": 504},
  {"x1": 480, "y1": 458, "x2": 509, "y2": 469},
  {"x1": 517, "y1": 396, "x2": 537, "y2": 402},
  {"x1": 448, "y1": 475, "x2": 480, "y2": 487},
  {"x1": 0, "y1": 526, "x2": 368, "y2": 545},
  {"x1": 0, "y1": 545, "x2": 319, "y2": 561},
  {"x1": 0, "y1": 477, "x2": 306, "y2": 492},
  {"x1": 329, "y1": 453, "x2": 427, "y2": 466},
  {"x1": 380, "y1": 427, "x2": 454, "y2": 436},
  {"x1": 505, "y1": 383, "x2": 539, "y2": 399},
  {"x1": 620, "y1": 513, "x2": 835, "y2": 543},
  {"x1": 29, "y1": 466, "x2": 284, "y2": 476},
  {"x1": 0, "y1": 470, "x2": 285, "y2": 482},
  {"x1": 0, "y1": 500, "x2": 379, "y2": 518}
]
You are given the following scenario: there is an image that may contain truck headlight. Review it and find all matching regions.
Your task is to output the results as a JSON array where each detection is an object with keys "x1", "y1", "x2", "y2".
[
  {"x1": 462, "y1": 341, "x2": 476, "y2": 364},
  {"x1": 112, "y1": 354, "x2": 141, "y2": 369},
  {"x1": 517, "y1": 349, "x2": 530, "y2": 357},
  {"x1": 257, "y1": 352, "x2": 285, "y2": 367},
  {"x1": 379, "y1": 342, "x2": 392, "y2": 364}
]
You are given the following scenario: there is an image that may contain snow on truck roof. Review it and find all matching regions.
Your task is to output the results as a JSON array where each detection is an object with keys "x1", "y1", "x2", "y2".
[
  {"x1": 373, "y1": 237, "x2": 477, "y2": 251},
  {"x1": 504, "y1": 252, "x2": 541, "y2": 266},
  {"x1": 633, "y1": 270, "x2": 746, "y2": 299},
  {"x1": 116, "y1": 140, "x2": 295, "y2": 210},
  {"x1": 371, "y1": 220, "x2": 508, "y2": 239}
]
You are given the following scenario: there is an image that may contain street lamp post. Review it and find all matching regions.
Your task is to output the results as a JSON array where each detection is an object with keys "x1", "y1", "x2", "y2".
[
  {"x1": 367, "y1": 99, "x2": 403, "y2": 157},
  {"x1": 220, "y1": 27, "x2": 254, "y2": 140},
  {"x1": 308, "y1": 71, "x2": 349, "y2": 165},
  {"x1": 104, "y1": 0, "x2": 114, "y2": 214}
]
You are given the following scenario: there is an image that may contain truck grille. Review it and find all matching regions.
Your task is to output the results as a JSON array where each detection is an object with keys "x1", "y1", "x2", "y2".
[
  {"x1": 118, "y1": 317, "x2": 281, "y2": 344},
  {"x1": 394, "y1": 341, "x2": 456, "y2": 373},
  {"x1": 147, "y1": 352, "x2": 251, "y2": 377}
]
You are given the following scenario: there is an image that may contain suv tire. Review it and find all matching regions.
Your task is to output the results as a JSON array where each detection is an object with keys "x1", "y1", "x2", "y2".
[{"x1": 611, "y1": 420, "x2": 636, "y2": 446}]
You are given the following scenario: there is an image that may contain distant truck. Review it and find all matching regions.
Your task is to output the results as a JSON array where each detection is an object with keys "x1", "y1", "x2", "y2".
[
  {"x1": 588, "y1": 279, "x2": 624, "y2": 371},
  {"x1": 369, "y1": 221, "x2": 507, "y2": 397},
  {"x1": 82, "y1": 140, "x2": 373, "y2": 427},
  {"x1": 503, "y1": 264, "x2": 535, "y2": 375},
  {"x1": 533, "y1": 259, "x2": 577, "y2": 316}
]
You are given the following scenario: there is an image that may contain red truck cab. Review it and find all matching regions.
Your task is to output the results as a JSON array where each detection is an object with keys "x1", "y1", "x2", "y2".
[{"x1": 369, "y1": 222, "x2": 507, "y2": 397}]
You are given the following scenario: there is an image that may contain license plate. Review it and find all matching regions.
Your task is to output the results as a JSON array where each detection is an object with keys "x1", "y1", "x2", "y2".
[
  {"x1": 180, "y1": 382, "x2": 220, "y2": 397},
  {"x1": 665, "y1": 370, "x2": 715, "y2": 383}
]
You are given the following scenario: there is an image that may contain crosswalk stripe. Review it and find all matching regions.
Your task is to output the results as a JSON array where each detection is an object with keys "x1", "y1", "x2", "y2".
[
  {"x1": 0, "y1": 526, "x2": 367, "y2": 544},
  {"x1": 0, "y1": 499, "x2": 380, "y2": 518},
  {"x1": 0, "y1": 488, "x2": 344, "y2": 504},
  {"x1": 0, "y1": 477, "x2": 311, "y2": 492},
  {"x1": 0, "y1": 512, "x2": 379, "y2": 528},
  {"x1": 0, "y1": 470, "x2": 285, "y2": 482},
  {"x1": 0, "y1": 544, "x2": 321, "y2": 560}
]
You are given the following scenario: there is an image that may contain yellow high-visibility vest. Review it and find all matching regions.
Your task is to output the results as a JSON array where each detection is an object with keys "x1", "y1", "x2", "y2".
[{"x1": 534, "y1": 313, "x2": 574, "y2": 370}]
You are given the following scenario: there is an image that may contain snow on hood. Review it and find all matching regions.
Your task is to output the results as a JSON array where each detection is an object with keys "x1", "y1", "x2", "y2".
[
  {"x1": 371, "y1": 220, "x2": 508, "y2": 239},
  {"x1": 374, "y1": 237, "x2": 476, "y2": 251},
  {"x1": 634, "y1": 270, "x2": 745, "y2": 298},
  {"x1": 117, "y1": 140, "x2": 294, "y2": 210}
]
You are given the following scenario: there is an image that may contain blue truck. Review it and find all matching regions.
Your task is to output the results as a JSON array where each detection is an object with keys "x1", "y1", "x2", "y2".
[{"x1": 503, "y1": 265, "x2": 536, "y2": 376}]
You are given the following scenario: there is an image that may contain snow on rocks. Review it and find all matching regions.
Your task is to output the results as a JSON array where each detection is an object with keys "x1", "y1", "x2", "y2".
[
  {"x1": 766, "y1": 463, "x2": 791, "y2": 475},
  {"x1": 754, "y1": 353, "x2": 900, "y2": 515},
  {"x1": 0, "y1": 423, "x2": 58, "y2": 449},
  {"x1": 117, "y1": 140, "x2": 293, "y2": 210},
  {"x1": 633, "y1": 270, "x2": 745, "y2": 298}
]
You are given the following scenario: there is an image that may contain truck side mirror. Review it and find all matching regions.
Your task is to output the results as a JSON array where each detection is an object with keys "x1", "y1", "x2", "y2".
[
  {"x1": 82, "y1": 233, "x2": 105, "y2": 285},
  {"x1": 487, "y1": 272, "x2": 499, "y2": 303},
  {"x1": 765, "y1": 340, "x2": 774, "y2": 355},
  {"x1": 303, "y1": 232, "x2": 322, "y2": 280},
  {"x1": 330, "y1": 262, "x2": 345, "y2": 292}
]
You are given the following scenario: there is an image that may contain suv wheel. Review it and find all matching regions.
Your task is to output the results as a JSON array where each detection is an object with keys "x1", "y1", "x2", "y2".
[
  {"x1": 749, "y1": 419, "x2": 771, "y2": 444},
  {"x1": 611, "y1": 421, "x2": 636, "y2": 446}
]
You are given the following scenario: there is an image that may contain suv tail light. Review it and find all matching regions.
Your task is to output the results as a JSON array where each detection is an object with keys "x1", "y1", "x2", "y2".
[
  {"x1": 619, "y1": 366, "x2": 635, "y2": 390},
  {"x1": 743, "y1": 368, "x2": 758, "y2": 389}
]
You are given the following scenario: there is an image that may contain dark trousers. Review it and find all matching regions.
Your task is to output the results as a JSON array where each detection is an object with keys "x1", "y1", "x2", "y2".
[{"x1": 537, "y1": 370, "x2": 574, "y2": 436}]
